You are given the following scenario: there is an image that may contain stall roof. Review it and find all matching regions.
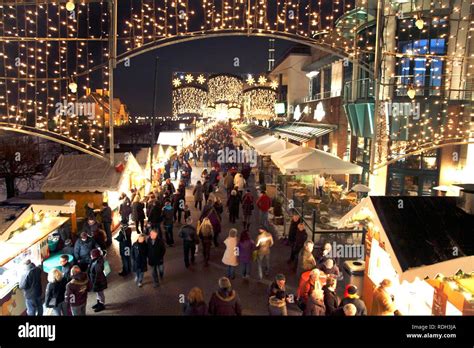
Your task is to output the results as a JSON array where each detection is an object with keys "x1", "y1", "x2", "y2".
[
  {"x1": 339, "y1": 196, "x2": 474, "y2": 282},
  {"x1": 236, "y1": 124, "x2": 271, "y2": 138},
  {"x1": 274, "y1": 123, "x2": 335, "y2": 143},
  {"x1": 41, "y1": 153, "x2": 142, "y2": 193},
  {"x1": 271, "y1": 146, "x2": 362, "y2": 175},
  {"x1": 255, "y1": 139, "x2": 297, "y2": 156},
  {"x1": 157, "y1": 131, "x2": 184, "y2": 146},
  {"x1": 371, "y1": 197, "x2": 474, "y2": 271},
  {"x1": 0, "y1": 204, "x2": 28, "y2": 239}
]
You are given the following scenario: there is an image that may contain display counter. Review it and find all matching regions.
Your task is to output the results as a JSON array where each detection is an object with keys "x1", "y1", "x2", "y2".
[{"x1": 0, "y1": 216, "x2": 68, "y2": 316}]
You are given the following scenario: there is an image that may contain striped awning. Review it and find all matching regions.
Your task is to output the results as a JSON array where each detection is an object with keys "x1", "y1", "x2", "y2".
[
  {"x1": 237, "y1": 124, "x2": 271, "y2": 138},
  {"x1": 273, "y1": 124, "x2": 335, "y2": 143}
]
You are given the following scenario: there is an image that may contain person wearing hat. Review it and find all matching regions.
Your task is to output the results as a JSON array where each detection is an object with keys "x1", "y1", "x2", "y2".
[
  {"x1": 208, "y1": 277, "x2": 242, "y2": 316},
  {"x1": 61, "y1": 239, "x2": 74, "y2": 256},
  {"x1": 303, "y1": 289, "x2": 326, "y2": 316},
  {"x1": 227, "y1": 190, "x2": 240, "y2": 224},
  {"x1": 88, "y1": 249, "x2": 107, "y2": 313},
  {"x1": 339, "y1": 284, "x2": 367, "y2": 316},
  {"x1": 74, "y1": 232, "x2": 98, "y2": 271},
  {"x1": 267, "y1": 274, "x2": 287, "y2": 298},
  {"x1": 115, "y1": 221, "x2": 132, "y2": 276},
  {"x1": 65, "y1": 265, "x2": 91, "y2": 316}
]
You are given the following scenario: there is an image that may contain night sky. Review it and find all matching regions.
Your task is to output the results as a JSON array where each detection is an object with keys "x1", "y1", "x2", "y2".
[{"x1": 114, "y1": 37, "x2": 295, "y2": 117}]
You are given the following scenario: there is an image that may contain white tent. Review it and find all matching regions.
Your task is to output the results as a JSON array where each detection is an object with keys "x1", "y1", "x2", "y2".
[
  {"x1": 248, "y1": 134, "x2": 275, "y2": 148},
  {"x1": 255, "y1": 139, "x2": 297, "y2": 156},
  {"x1": 271, "y1": 146, "x2": 312, "y2": 167},
  {"x1": 272, "y1": 147, "x2": 362, "y2": 175}
]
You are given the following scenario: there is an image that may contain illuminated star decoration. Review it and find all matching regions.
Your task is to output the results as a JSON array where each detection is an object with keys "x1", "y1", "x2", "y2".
[
  {"x1": 197, "y1": 74, "x2": 206, "y2": 84},
  {"x1": 185, "y1": 74, "x2": 194, "y2": 83},
  {"x1": 172, "y1": 78, "x2": 182, "y2": 87},
  {"x1": 246, "y1": 76, "x2": 255, "y2": 85},
  {"x1": 258, "y1": 76, "x2": 267, "y2": 85},
  {"x1": 270, "y1": 80, "x2": 278, "y2": 89}
]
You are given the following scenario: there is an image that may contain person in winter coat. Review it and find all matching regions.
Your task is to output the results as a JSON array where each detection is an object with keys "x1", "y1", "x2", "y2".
[
  {"x1": 209, "y1": 167, "x2": 219, "y2": 187},
  {"x1": 197, "y1": 217, "x2": 213, "y2": 267},
  {"x1": 297, "y1": 268, "x2": 322, "y2": 311},
  {"x1": 161, "y1": 200, "x2": 175, "y2": 246},
  {"x1": 224, "y1": 172, "x2": 234, "y2": 196},
  {"x1": 199, "y1": 199, "x2": 214, "y2": 222},
  {"x1": 256, "y1": 190, "x2": 272, "y2": 230},
  {"x1": 147, "y1": 230, "x2": 166, "y2": 287},
  {"x1": 119, "y1": 193, "x2": 132, "y2": 224},
  {"x1": 255, "y1": 228, "x2": 274, "y2": 280},
  {"x1": 207, "y1": 208, "x2": 222, "y2": 247},
  {"x1": 115, "y1": 222, "x2": 132, "y2": 276},
  {"x1": 178, "y1": 217, "x2": 198, "y2": 268},
  {"x1": 287, "y1": 212, "x2": 301, "y2": 250},
  {"x1": 339, "y1": 284, "x2": 367, "y2": 316},
  {"x1": 131, "y1": 196, "x2": 146, "y2": 234},
  {"x1": 222, "y1": 228, "x2": 239, "y2": 279},
  {"x1": 163, "y1": 178, "x2": 176, "y2": 195},
  {"x1": 85, "y1": 202, "x2": 95, "y2": 220},
  {"x1": 171, "y1": 192, "x2": 183, "y2": 224},
  {"x1": 297, "y1": 240, "x2": 317, "y2": 280},
  {"x1": 193, "y1": 181, "x2": 204, "y2": 210},
  {"x1": 213, "y1": 197, "x2": 224, "y2": 218},
  {"x1": 83, "y1": 217, "x2": 100, "y2": 238},
  {"x1": 88, "y1": 249, "x2": 107, "y2": 313},
  {"x1": 148, "y1": 200, "x2": 163, "y2": 237},
  {"x1": 318, "y1": 258, "x2": 340, "y2": 278},
  {"x1": 101, "y1": 202, "x2": 113, "y2": 247},
  {"x1": 322, "y1": 276, "x2": 340, "y2": 316},
  {"x1": 268, "y1": 290, "x2": 288, "y2": 316},
  {"x1": 237, "y1": 230, "x2": 255, "y2": 278},
  {"x1": 202, "y1": 179, "x2": 211, "y2": 203},
  {"x1": 303, "y1": 289, "x2": 326, "y2": 316},
  {"x1": 227, "y1": 190, "x2": 240, "y2": 224},
  {"x1": 370, "y1": 279, "x2": 397, "y2": 316},
  {"x1": 268, "y1": 273, "x2": 288, "y2": 299},
  {"x1": 44, "y1": 269, "x2": 67, "y2": 316},
  {"x1": 59, "y1": 254, "x2": 73, "y2": 283},
  {"x1": 172, "y1": 158, "x2": 180, "y2": 180},
  {"x1": 132, "y1": 233, "x2": 148, "y2": 287},
  {"x1": 208, "y1": 277, "x2": 242, "y2": 316},
  {"x1": 19, "y1": 260, "x2": 43, "y2": 316},
  {"x1": 183, "y1": 287, "x2": 208, "y2": 316},
  {"x1": 65, "y1": 266, "x2": 91, "y2": 316},
  {"x1": 241, "y1": 190, "x2": 254, "y2": 228},
  {"x1": 233, "y1": 173, "x2": 246, "y2": 201},
  {"x1": 291, "y1": 222, "x2": 308, "y2": 269},
  {"x1": 74, "y1": 232, "x2": 98, "y2": 271}
]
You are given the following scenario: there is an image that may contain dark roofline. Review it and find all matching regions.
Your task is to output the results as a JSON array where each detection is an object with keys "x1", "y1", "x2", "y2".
[{"x1": 271, "y1": 44, "x2": 311, "y2": 72}]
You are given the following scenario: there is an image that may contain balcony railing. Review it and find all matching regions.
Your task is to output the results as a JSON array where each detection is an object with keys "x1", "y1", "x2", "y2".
[
  {"x1": 295, "y1": 89, "x2": 342, "y2": 104},
  {"x1": 343, "y1": 78, "x2": 374, "y2": 102}
]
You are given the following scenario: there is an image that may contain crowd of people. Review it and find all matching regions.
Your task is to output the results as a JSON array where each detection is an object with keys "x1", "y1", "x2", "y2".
[{"x1": 18, "y1": 122, "x2": 399, "y2": 317}]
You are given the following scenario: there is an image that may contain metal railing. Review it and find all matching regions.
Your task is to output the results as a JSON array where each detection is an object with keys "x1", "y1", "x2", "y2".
[
  {"x1": 343, "y1": 78, "x2": 375, "y2": 102},
  {"x1": 295, "y1": 89, "x2": 342, "y2": 105}
]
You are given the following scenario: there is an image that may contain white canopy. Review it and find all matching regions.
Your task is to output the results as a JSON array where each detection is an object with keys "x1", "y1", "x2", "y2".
[
  {"x1": 248, "y1": 135, "x2": 275, "y2": 147},
  {"x1": 157, "y1": 131, "x2": 184, "y2": 146},
  {"x1": 271, "y1": 146, "x2": 362, "y2": 175},
  {"x1": 255, "y1": 139, "x2": 297, "y2": 156}
]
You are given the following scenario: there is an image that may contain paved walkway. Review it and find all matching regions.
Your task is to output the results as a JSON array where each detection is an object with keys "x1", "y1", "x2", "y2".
[{"x1": 86, "y1": 162, "x2": 303, "y2": 315}]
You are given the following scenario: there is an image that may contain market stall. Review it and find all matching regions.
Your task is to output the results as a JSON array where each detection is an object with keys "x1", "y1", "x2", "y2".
[
  {"x1": 0, "y1": 202, "x2": 74, "y2": 315},
  {"x1": 41, "y1": 153, "x2": 145, "y2": 227},
  {"x1": 338, "y1": 196, "x2": 474, "y2": 315}
]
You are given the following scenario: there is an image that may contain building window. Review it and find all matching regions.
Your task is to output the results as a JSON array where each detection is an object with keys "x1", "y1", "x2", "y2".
[
  {"x1": 397, "y1": 18, "x2": 448, "y2": 96},
  {"x1": 312, "y1": 74, "x2": 321, "y2": 99},
  {"x1": 323, "y1": 67, "x2": 332, "y2": 94}
]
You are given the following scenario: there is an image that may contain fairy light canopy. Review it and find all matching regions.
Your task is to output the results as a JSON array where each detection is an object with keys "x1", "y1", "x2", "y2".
[
  {"x1": 172, "y1": 72, "x2": 278, "y2": 120},
  {"x1": 0, "y1": 0, "x2": 471, "y2": 164}
]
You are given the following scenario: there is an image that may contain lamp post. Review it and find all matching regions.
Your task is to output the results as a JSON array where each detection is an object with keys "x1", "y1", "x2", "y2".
[{"x1": 150, "y1": 57, "x2": 159, "y2": 184}]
